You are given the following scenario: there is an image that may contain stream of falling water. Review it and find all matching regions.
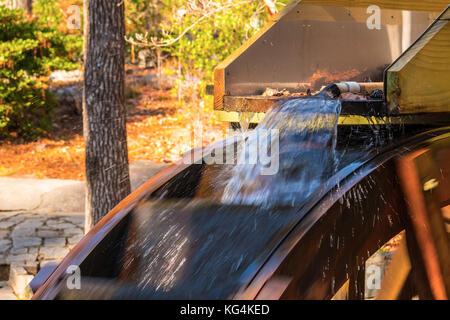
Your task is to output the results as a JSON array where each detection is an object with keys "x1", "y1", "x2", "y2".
[
  {"x1": 115, "y1": 97, "x2": 345, "y2": 298},
  {"x1": 221, "y1": 97, "x2": 342, "y2": 208},
  {"x1": 112, "y1": 97, "x2": 388, "y2": 299}
]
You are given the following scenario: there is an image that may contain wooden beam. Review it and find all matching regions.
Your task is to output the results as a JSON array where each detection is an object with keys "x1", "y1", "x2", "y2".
[
  {"x1": 441, "y1": 6, "x2": 450, "y2": 20},
  {"x1": 375, "y1": 236, "x2": 412, "y2": 300},
  {"x1": 215, "y1": 109, "x2": 450, "y2": 126},
  {"x1": 386, "y1": 6, "x2": 450, "y2": 114},
  {"x1": 213, "y1": 68, "x2": 225, "y2": 110},
  {"x1": 302, "y1": 1, "x2": 449, "y2": 12},
  {"x1": 396, "y1": 150, "x2": 450, "y2": 299},
  {"x1": 223, "y1": 96, "x2": 286, "y2": 113}
]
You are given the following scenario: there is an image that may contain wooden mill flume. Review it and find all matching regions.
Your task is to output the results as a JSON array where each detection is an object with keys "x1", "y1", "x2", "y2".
[{"x1": 32, "y1": 0, "x2": 450, "y2": 300}]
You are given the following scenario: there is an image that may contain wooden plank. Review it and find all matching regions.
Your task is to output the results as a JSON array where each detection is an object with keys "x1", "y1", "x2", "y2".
[
  {"x1": 404, "y1": 222, "x2": 434, "y2": 299},
  {"x1": 215, "y1": 110, "x2": 266, "y2": 124},
  {"x1": 386, "y1": 7, "x2": 450, "y2": 114},
  {"x1": 221, "y1": 82, "x2": 384, "y2": 113},
  {"x1": 440, "y1": 5, "x2": 450, "y2": 20},
  {"x1": 413, "y1": 151, "x2": 450, "y2": 296},
  {"x1": 223, "y1": 96, "x2": 284, "y2": 113},
  {"x1": 376, "y1": 237, "x2": 412, "y2": 300},
  {"x1": 216, "y1": 109, "x2": 450, "y2": 126},
  {"x1": 396, "y1": 151, "x2": 450, "y2": 299},
  {"x1": 302, "y1": 0, "x2": 449, "y2": 12},
  {"x1": 331, "y1": 280, "x2": 349, "y2": 300},
  {"x1": 443, "y1": 205, "x2": 450, "y2": 221},
  {"x1": 213, "y1": 68, "x2": 225, "y2": 110},
  {"x1": 284, "y1": 5, "x2": 405, "y2": 24}
]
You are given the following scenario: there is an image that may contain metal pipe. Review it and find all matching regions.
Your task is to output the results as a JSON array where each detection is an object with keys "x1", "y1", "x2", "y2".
[{"x1": 319, "y1": 82, "x2": 384, "y2": 99}]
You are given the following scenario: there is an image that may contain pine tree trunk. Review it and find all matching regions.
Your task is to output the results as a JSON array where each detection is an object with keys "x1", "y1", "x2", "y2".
[{"x1": 83, "y1": 0, "x2": 130, "y2": 230}]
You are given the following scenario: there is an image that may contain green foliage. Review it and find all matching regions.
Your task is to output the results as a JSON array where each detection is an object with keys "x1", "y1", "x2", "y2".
[
  {"x1": 126, "y1": 0, "x2": 162, "y2": 37},
  {"x1": 0, "y1": 5, "x2": 64, "y2": 139},
  {"x1": 0, "y1": 1, "x2": 83, "y2": 140},
  {"x1": 33, "y1": 0, "x2": 63, "y2": 29},
  {"x1": 32, "y1": 0, "x2": 83, "y2": 70},
  {"x1": 125, "y1": 0, "x2": 164, "y2": 63},
  {"x1": 164, "y1": 1, "x2": 262, "y2": 79}
]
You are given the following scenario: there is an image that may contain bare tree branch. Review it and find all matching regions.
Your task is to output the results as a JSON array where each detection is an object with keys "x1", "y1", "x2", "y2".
[{"x1": 125, "y1": 0, "x2": 267, "y2": 48}]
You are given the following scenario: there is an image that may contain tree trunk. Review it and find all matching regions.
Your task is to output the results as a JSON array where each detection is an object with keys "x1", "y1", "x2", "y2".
[
  {"x1": 1, "y1": 0, "x2": 31, "y2": 14},
  {"x1": 26, "y1": 0, "x2": 31, "y2": 14},
  {"x1": 83, "y1": 0, "x2": 130, "y2": 231}
]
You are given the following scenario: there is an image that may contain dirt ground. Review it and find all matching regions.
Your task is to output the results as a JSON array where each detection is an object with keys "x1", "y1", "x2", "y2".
[{"x1": 0, "y1": 70, "x2": 227, "y2": 180}]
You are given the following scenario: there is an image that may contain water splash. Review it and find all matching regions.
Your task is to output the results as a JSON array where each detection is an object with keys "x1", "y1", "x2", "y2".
[
  {"x1": 221, "y1": 97, "x2": 342, "y2": 208},
  {"x1": 238, "y1": 111, "x2": 253, "y2": 133},
  {"x1": 119, "y1": 201, "x2": 301, "y2": 298}
]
